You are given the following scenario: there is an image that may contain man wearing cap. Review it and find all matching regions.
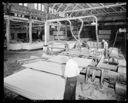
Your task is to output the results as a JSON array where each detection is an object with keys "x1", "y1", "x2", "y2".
[{"x1": 63, "y1": 55, "x2": 80, "y2": 100}]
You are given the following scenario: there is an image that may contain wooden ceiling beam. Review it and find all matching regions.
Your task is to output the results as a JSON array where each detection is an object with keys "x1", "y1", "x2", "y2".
[{"x1": 61, "y1": 3, "x2": 126, "y2": 13}]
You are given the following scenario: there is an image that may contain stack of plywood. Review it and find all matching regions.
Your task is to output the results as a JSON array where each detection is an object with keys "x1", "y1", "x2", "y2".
[
  {"x1": 4, "y1": 55, "x2": 93, "y2": 100},
  {"x1": 4, "y1": 68, "x2": 66, "y2": 100},
  {"x1": 8, "y1": 42, "x2": 44, "y2": 50}
]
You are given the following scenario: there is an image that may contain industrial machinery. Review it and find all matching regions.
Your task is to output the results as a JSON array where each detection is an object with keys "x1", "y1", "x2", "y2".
[{"x1": 4, "y1": 15, "x2": 126, "y2": 100}]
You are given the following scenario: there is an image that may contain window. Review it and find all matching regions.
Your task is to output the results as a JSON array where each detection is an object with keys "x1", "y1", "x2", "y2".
[
  {"x1": 49, "y1": 7, "x2": 52, "y2": 13},
  {"x1": 24, "y1": 3, "x2": 27, "y2": 7},
  {"x1": 34, "y1": 3, "x2": 38, "y2": 9},
  {"x1": 38, "y1": 4, "x2": 41, "y2": 10},
  {"x1": 19, "y1": 3, "x2": 23, "y2": 6},
  {"x1": 42, "y1": 5, "x2": 44, "y2": 11}
]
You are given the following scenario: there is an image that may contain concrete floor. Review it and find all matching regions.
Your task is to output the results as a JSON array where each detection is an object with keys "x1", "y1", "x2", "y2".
[{"x1": 4, "y1": 49, "x2": 126, "y2": 101}]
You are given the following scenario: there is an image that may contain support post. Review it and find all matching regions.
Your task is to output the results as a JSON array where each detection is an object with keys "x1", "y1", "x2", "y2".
[
  {"x1": 29, "y1": 19, "x2": 32, "y2": 43},
  {"x1": 44, "y1": 22, "x2": 50, "y2": 45},
  {"x1": 6, "y1": 18, "x2": 10, "y2": 50},
  {"x1": 95, "y1": 19, "x2": 99, "y2": 49}
]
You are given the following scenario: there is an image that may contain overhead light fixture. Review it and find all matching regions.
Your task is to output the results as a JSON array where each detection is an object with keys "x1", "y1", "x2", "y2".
[{"x1": 91, "y1": 21, "x2": 96, "y2": 25}]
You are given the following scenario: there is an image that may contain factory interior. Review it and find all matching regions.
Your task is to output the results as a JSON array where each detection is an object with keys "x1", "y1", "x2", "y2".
[{"x1": 3, "y1": 3, "x2": 127, "y2": 101}]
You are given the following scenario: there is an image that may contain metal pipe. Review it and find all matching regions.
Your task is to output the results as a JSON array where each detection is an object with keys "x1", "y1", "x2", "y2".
[
  {"x1": 67, "y1": 19, "x2": 79, "y2": 42},
  {"x1": 45, "y1": 15, "x2": 99, "y2": 48},
  {"x1": 46, "y1": 15, "x2": 97, "y2": 22},
  {"x1": 77, "y1": 18, "x2": 84, "y2": 44}
]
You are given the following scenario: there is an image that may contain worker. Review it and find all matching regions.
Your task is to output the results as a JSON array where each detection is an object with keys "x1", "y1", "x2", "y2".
[
  {"x1": 63, "y1": 55, "x2": 80, "y2": 100},
  {"x1": 102, "y1": 39, "x2": 108, "y2": 58},
  {"x1": 74, "y1": 41, "x2": 82, "y2": 50},
  {"x1": 65, "y1": 43, "x2": 69, "y2": 51}
]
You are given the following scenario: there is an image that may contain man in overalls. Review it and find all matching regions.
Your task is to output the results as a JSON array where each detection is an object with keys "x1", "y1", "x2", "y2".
[{"x1": 63, "y1": 55, "x2": 80, "y2": 100}]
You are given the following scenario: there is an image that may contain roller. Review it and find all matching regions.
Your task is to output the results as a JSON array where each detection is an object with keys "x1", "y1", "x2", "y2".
[
  {"x1": 118, "y1": 66, "x2": 126, "y2": 74},
  {"x1": 85, "y1": 67, "x2": 90, "y2": 82},
  {"x1": 91, "y1": 69, "x2": 96, "y2": 82},
  {"x1": 115, "y1": 83, "x2": 126, "y2": 97},
  {"x1": 117, "y1": 73, "x2": 126, "y2": 84}
]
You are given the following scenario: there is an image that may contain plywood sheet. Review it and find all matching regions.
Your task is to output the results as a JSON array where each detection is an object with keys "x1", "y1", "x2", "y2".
[
  {"x1": 4, "y1": 68, "x2": 66, "y2": 100},
  {"x1": 73, "y1": 57, "x2": 93, "y2": 68},
  {"x1": 48, "y1": 55, "x2": 69, "y2": 64},
  {"x1": 48, "y1": 55, "x2": 93, "y2": 68},
  {"x1": 22, "y1": 61, "x2": 65, "y2": 76}
]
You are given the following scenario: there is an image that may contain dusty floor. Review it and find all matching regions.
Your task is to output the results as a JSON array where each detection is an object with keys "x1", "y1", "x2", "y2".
[{"x1": 3, "y1": 48, "x2": 126, "y2": 101}]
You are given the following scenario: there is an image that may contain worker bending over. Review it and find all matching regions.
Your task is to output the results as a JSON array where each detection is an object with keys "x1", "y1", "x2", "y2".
[
  {"x1": 102, "y1": 39, "x2": 108, "y2": 58},
  {"x1": 74, "y1": 41, "x2": 82, "y2": 50},
  {"x1": 63, "y1": 55, "x2": 80, "y2": 100}
]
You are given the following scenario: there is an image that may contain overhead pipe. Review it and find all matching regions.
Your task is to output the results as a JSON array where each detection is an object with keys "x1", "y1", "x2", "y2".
[
  {"x1": 67, "y1": 19, "x2": 80, "y2": 43},
  {"x1": 77, "y1": 18, "x2": 84, "y2": 44},
  {"x1": 45, "y1": 15, "x2": 99, "y2": 48},
  {"x1": 46, "y1": 15, "x2": 96, "y2": 23}
]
